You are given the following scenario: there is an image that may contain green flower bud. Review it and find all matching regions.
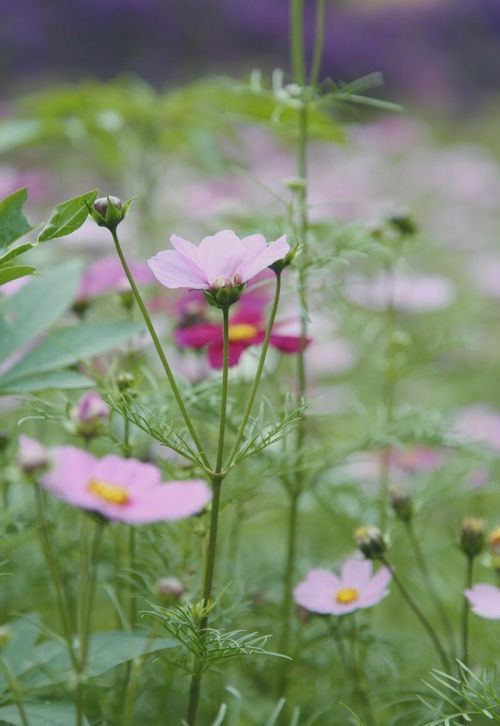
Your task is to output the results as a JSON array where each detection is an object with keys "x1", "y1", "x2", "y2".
[
  {"x1": 269, "y1": 246, "x2": 297, "y2": 274},
  {"x1": 355, "y1": 525, "x2": 387, "y2": 560},
  {"x1": 204, "y1": 281, "x2": 246, "y2": 309},
  {"x1": 90, "y1": 196, "x2": 131, "y2": 231},
  {"x1": 389, "y1": 212, "x2": 417, "y2": 236},
  {"x1": 460, "y1": 517, "x2": 485, "y2": 559},
  {"x1": 117, "y1": 372, "x2": 135, "y2": 392},
  {"x1": 389, "y1": 486, "x2": 413, "y2": 522}
]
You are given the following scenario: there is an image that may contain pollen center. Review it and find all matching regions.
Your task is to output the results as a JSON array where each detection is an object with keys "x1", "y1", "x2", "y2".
[
  {"x1": 335, "y1": 587, "x2": 359, "y2": 605},
  {"x1": 88, "y1": 479, "x2": 130, "y2": 505},
  {"x1": 228, "y1": 324, "x2": 258, "y2": 342}
]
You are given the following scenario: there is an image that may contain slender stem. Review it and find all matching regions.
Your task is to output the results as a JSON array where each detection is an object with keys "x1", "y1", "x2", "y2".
[
  {"x1": 462, "y1": 556, "x2": 474, "y2": 667},
  {"x1": 33, "y1": 484, "x2": 78, "y2": 669},
  {"x1": 290, "y1": 0, "x2": 306, "y2": 85},
  {"x1": 379, "y1": 292, "x2": 396, "y2": 530},
  {"x1": 185, "y1": 307, "x2": 230, "y2": 725},
  {"x1": 278, "y1": 488, "x2": 300, "y2": 694},
  {"x1": 0, "y1": 659, "x2": 30, "y2": 726},
  {"x1": 309, "y1": 0, "x2": 326, "y2": 87},
  {"x1": 110, "y1": 228, "x2": 209, "y2": 470},
  {"x1": 405, "y1": 522, "x2": 456, "y2": 660},
  {"x1": 225, "y1": 273, "x2": 282, "y2": 469},
  {"x1": 349, "y1": 615, "x2": 376, "y2": 726},
  {"x1": 382, "y1": 558, "x2": 450, "y2": 670}
]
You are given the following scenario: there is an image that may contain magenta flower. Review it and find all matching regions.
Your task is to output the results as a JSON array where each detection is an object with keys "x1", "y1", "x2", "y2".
[
  {"x1": 175, "y1": 298, "x2": 308, "y2": 369},
  {"x1": 148, "y1": 230, "x2": 289, "y2": 290},
  {"x1": 41, "y1": 446, "x2": 211, "y2": 524},
  {"x1": 77, "y1": 256, "x2": 153, "y2": 302},
  {"x1": 465, "y1": 584, "x2": 500, "y2": 619},
  {"x1": 294, "y1": 558, "x2": 392, "y2": 615}
]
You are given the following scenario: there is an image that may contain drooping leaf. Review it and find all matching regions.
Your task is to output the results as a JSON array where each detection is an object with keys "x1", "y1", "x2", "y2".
[
  {"x1": 0, "y1": 260, "x2": 81, "y2": 364},
  {"x1": 0, "y1": 265, "x2": 35, "y2": 286},
  {"x1": 0, "y1": 188, "x2": 33, "y2": 250},
  {"x1": 0, "y1": 369, "x2": 93, "y2": 394},
  {"x1": 38, "y1": 190, "x2": 98, "y2": 242},
  {"x1": 0, "y1": 242, "x2": 36, "y2": 266},
  {"x1": 0, "y1": 321, "x2": 144, "y2": 387},
  {"x1": 20, "y1": 631, "x2": 178, "y2": 689},
  {"x1": 0, "y1": 702, "x2": 89, "y2": 726}
]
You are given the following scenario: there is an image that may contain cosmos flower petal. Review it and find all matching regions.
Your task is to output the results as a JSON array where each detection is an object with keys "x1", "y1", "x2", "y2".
[
  {"x1": 340, "y1": 559, "x2": 373, "y2": 588},
  {"x1": 239, "y1": 235, "x2": 290, "y2": 282},
  {"x1": 208, "y1": 341, "x2": 251, "y2": 369},
  {"x1": 92, "y1": 455, "x2": 161, "y2": 489},
  {"x1": 465, "y1": 584, "x2": 500, "y2": 619},
  {"x1": 270, "y1": 334, "x2": 309, "y2": 353},
  {"x1": 114, "y1": 480, "x2": 212, "y2": 523},
  {"x1": 42, "y1": 446, "x2": 97, "y2": 495},
  {"x1": 148, "y1": 250, "x2": 208, "y2": 289},
  {"x1": 175, "y1": 324, "x2": 222, "y2": 349}
]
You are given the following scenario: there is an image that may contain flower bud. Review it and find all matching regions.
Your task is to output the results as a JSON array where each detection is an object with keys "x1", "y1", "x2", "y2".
[
  {"x1": 117, "y1": 372, "x2": 135, "y2": 392},
  {"x1": 155, "y1": 576, "x2": 185, "y2": 601},
  {"x1": 488, "y1": 527, "x2": 500, "y2": 571},
  {"x1": 460, "y1": 517, "x2": 485, "y2": 558},
  {"x1": 355, "y1": 525, "x2": 387, "y2": 560},
  {"x1": 389, "y1": 486, "x2": 413, "y2": 522},
  {"x1": 389, "y1": 212, "x2": 417, "y2": 236},
  {"x1": 90, "y1": 195, "x2": 130, "y2": 231},
  {"x1": 17, "y1": 435, "x2": 49, "y2": 474},
  {"x1": 71, "y1": 391, "x2": 109, "y2": 439},
  {"x1": 269, "y1": 246, "x2": 297, "y2": 274}
]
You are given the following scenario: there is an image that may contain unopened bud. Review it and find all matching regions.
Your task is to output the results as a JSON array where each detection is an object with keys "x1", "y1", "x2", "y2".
[
  {"x1": 389, "y1": 212, "x2": 417, "y2": 236},
  {"x1": 71, "y1": 391, "x2": 109, "y2": 439},
  {"x1": 460, "y1": 517, "x2": 485, "y2": 558},
  {"x1": 389, "y1": 486, "x2": 413, "y2": 522},
  {"x1": 155, "y1": 577, "x2": 185, "y2": 601},
  {"x1": 355, "y1": 525, "x2": 387, "y2": 560},
  {"x1": 17, "y1": 435, "x2": 49, "y2": 473},
  {"x1": 269, "y1": 246, "x2": 297, "y2": 274},
  {"x1": 117, "y1": 372, "x2": 135, "y2": 392},
  {"x1": 90, "y1": 195, "x2": 130, "y2": 231}
]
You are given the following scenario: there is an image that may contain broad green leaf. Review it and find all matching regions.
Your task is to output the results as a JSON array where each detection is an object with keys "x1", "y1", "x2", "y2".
[
  {"x1": 38, "y1": 190, "x2": 98, "y2": 242},
  {"x1": 0, "y1": 702, "x2": 88, "y2": 726},
  {"x1": 0, "y1": 261, "x2": 81, "y2": 363},
  {"x1": 0, "y1": 188, "x2": 32, "y2": 250},
  {"x1": 0, "y1": 370, "x2": 93, "y2": 394},
  {"x1": 1, "y1": 615, "x2": 40, "y2": 676},
  {"x1": 0, "y1": 265, "x2": 35, "y2": 286},
  {"x1": 0, "y1": 321, "x2": 144, "y2": 386},
  {"x1": 0, "y1": 242, "x2": 35, "y2": 266},
  {"x1": 20, "y1": 631, "x2": 177, "y2": 689}
]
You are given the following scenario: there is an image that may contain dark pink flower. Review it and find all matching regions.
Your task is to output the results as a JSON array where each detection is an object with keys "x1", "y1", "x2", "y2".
[
  {"x1": 175, "y1": 298, "x2": 308, "y2": 369},
  {"x1": 294, "y1": 559, "x2": 391, "y2": 615},
  {"x1": 42, "y1": 446, "x2": 211, "y2": 524}
]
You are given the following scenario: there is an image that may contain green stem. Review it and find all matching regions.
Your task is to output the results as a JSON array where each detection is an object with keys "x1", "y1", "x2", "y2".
[
  {"x1": 278, "y1": 488, "x2": 300, "y2": 693},
  {"x1": 406, "y1": 522, "x2": 456, "y2": 661},
  {"x1": 225, "y1": 273, "x2": 282, "y2": 469},
  {"x1": 33, "y1": 484, "x2": 78, "y2": 669},
  {"x1": 349, "y1": 616, "x2": 376, "y2": 726},
  {"x1": 185, "y1": 307, "x2": 230, "y2": 725},
  {"x1": 462, "y1": 556, "x2": 474, "y2": 667},
  {"x1": 0, "y1": 659, "x2": 29, "y2": 726},
  {"x1": 110, "y1": 228, "x2": 209, "y2": 470},
  {"x1": 382, "y1": 558, "x2": 450, "y2": 670},
  {"x1": 290, "y1": 0, "x2": 306, "y2": 85},
  {"x1": 309, "y1": 0, "x2": 326, "y2": 87}
]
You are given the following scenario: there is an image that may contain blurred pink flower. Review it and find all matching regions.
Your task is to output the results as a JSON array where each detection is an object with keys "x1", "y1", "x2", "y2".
[
  {"x1": 465, "y1": 584, "x2": 500, "y2": 620},
  {"x1": 72, "y1": 391, "x2": 109, "y2": 424},
  {"x1": 148, "y1": 230, "x2": 289, "y2": 290},
  {"x1": 77, "y1": 256, "x2": 153, "y2": 301},
  {"x1": 42, "y1": 446, "x2": 211, "y2": 523},
  {"x1": 344, "y1": 272, "x2": 455, "y2": 312},
  {"x1": 294, "y1": 559, "x2": 391, "y2": 615},
  {"x1": 454, "y1": 405, "x2": 500, "y2": 452},
  {"x1": 0, "y1": 277, "x2": 30, "y2": 296},
  {"x1": 470, "y1": 257, "x2": 500, "y2": 299},
  {"x1": 387, "y1": 446, "x2": 446, "y2": 474},
  {"x1": 17, "y1": 434, "x2": 49, "y2": 472}
]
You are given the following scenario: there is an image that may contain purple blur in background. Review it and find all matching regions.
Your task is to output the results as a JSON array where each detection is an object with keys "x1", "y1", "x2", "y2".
[{"x1": 1, "y1": 0, "x2": 500, "y2": 108}]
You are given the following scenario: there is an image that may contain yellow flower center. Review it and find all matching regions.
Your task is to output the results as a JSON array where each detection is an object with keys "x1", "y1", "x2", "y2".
[
  {"x1": 489, "y1": 528, "x2": 500, "y2": 548},
  {"x1": 88, "y1": 479, "x2": 130, "y2": 506},
  {"x1": 335, "y1": 587, "x2": 359, "y2": 605},
  {"x1": 228, "y1": 323, "x2": 259, "y2": 342}
]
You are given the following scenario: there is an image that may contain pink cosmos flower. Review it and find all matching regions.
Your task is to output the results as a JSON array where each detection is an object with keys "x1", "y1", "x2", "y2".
[
  {"x1": 344, "y1": 272, "x2": 455, "y2": 312},
  {"x1": 386, "y1": 446, "x2": 446, "y2": 474},
  {"x1": 41, "y1": 446, "x2": 211, "y2": 524},
  {"x1": 72, "y1": 391, "x2": 109, "y2": 424},
  {"x1": 148, "y1": 230, "x2": 289, "y2": 290},
  {"x1": 175, "y1": 297, "x2": 308, "y2": 369},
  {"x1": 294, "y1": 559, "x2": 392, "y2": 615},
  {"x1": 77, "y1": 256, "x2": 154, "y2": 302},
  {"x1": 465, "y1": 584, "x2": 500, "y2": 619}
]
